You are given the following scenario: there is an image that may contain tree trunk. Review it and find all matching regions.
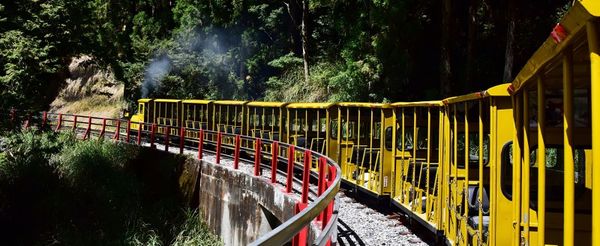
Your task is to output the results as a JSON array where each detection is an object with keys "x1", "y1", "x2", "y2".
[
  {"x1": 285, "y1": 1, "x2": 303, "y2": 56},
  {"x1": 503, "y1": 0, "x2": 516, "y2": 82},
  {"x1": 465, "y1": 0, "x2": 479, "y2": 91},
  {"x1": 301, "y1": 0, "x2": 310, "y2": 84},
  {"x1": 440, "y1": 0, "x2": 453, "y2": 97}
]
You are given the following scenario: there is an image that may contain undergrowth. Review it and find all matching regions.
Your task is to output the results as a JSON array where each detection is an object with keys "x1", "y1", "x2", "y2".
[{"x1": 0, "y1": 130, "x2": 221, "y2": 246}]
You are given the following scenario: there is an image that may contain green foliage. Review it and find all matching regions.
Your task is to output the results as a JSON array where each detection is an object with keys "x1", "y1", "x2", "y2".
[
  {"x1": 0, "y1": 0, "x2": 573, "y2": 109},
  {"x1": 0, "y1": 131, "x2": 221, "y2": 245}
]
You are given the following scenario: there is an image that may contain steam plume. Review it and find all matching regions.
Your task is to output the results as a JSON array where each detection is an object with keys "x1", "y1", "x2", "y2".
[{"x1": 141, "y1": 55, "x2": 171, "y2": 98}]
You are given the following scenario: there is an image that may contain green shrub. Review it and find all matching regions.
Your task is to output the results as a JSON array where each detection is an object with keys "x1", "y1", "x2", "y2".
[{"x1": 0, "y1": 131, "x2": 221, "y2": 245}]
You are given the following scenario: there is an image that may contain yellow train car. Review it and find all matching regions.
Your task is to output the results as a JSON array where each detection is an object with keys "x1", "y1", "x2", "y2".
[
  {"x1": 130, "y1": 98, "x2": 153, "y2": 130},
  {"x1": 440, "y1": 84, "x2": 512, "y2": 246},
  {"x1": 153, "y1": 99, "x2": 182, "y2": 135},
  {"x1": 390, "y1": 100, "x2": 445, "y2": 234},
  {"x1": 331, "y1": 102, "x2": 394, "y2": 197},
  {"x1": 285, "y1": 103, "x2": 333, "y2": 154},
  {"x1": 246, "y1": 101, "x2": 288, "y2": 141},
  {"x1": 508, "y1": 1, "x2": 598, "y2": 245},
  {"x1": 181, "y1": 100, "x2": 212, "y2": 130},
  {"x1": 212, "y1": 100, "x2": 246, "y2": 134}
]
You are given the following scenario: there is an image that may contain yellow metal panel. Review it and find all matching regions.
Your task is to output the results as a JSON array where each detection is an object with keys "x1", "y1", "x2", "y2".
[
  {"x1": 443, "y1": 92, "x2": 482, "y2": 104},
  {"x1": 513, "y1": 95, "x2": 522, "y2": 246},
  {"x1": 537, "y1": 76, "x2": 547, "y2": 245},
  {"x1": 182, "y1": 99, "x2": 212, "y2": 104},
  {"x1": 478, "y1": 101, "x2": 484, "y2": 244},
  {"x1": 213, "y1": 100, "x2": 247, "y2": 105},
  {"x1": 286, "y1": 102, "x2": 334, "y2": 109},
  {"x1": 522, "y1": 92, "x2": 531, "y2": 243},
  {"x1": 463, "y1": 102, "x2": 469, "y2": 245},
  {"x1": 391, "y1": 101, "x2": 443, "y2": 107},
  {"x1": 589, "y1": 19, "x2": 600, "y2": 246},
  {"x1": 154, "y1": 99, "x2": 181, "y2": 103},
  {"x1": 247, "y1": 101, "x2": 289, "y2": 107},
  {"x1": 138, "y1": 98, "x2": 152, "y2": 103},
  {"x1": 580, "y1": 0, "x2": 600, "y2": 17},
  {"x1": 336, "y1": 102, "x2": 392, "y2": 108},
  {"x1": 483, "y1": 83, "x2": 511, "y2": 97},
  {"x1": 563, "y1": 47, "x2": 575, "y2": 246},
  {"x1": 442, "y1": 84, "x2": 510, "y2": 105}
]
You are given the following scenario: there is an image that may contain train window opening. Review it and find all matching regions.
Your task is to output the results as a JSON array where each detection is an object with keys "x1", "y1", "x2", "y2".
[
  {"x1": 501, "y1": 141, "x2": 587, "y2": 202},
  {"x1": 456, "y1": 133, "x2": 490, "y2": 166},
  {"x1": 385, "y1": 127, "x2": 392, "y2": 151},
  {"x1": 527, "y1": 89, "x2": 591, "y2": 128},
  {"x1": 330, "y1": 119, "x2": 338, "y2": 139},
  {"x1": 396, "y1": 127, "x2": 431, "y2": 151}
]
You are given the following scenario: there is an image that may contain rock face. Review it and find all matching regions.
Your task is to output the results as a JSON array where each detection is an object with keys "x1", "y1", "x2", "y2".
[{"x1": 50, "y1": 56, "x2": 125, "y2": 118}]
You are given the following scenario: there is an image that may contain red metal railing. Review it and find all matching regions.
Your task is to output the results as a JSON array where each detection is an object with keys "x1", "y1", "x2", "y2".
[{"x1": 1, "y1": 110, "x2": 341, "y2": 246}]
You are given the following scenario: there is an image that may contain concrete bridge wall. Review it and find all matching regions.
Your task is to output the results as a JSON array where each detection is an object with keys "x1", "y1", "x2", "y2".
[{"x1": 180, "y1": 157, "x2": 317, "y2": 246}]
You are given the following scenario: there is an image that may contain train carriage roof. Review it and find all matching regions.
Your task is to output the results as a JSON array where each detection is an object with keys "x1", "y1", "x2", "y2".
[
  {"x1": 247, "y1": 101, "x2": 289, "y2": 107},
  {"x1": 510, "y1": 1, "x2": 598, "y2": 93},
  {"x1": 286, "y1": 102, "x2": 334, "y2": 109},
  {"x1": 154, "y1": 99, "x2": 181, "y2": 103},
  {"x1": 213, "y1": 100, "x2": 247, "y2": 105},
  {"x1": 391, "y1": 101, "x2": 443, "y2": 107},
  {"x1": 442, "y1": 83, "x2": 511, "y2": 104},
  {"x1": 336, "y1": 102, "x2": 392, "y2": 108},
  {"x1": 182, "y1": 99, "x2": 212, "y2": 104}
]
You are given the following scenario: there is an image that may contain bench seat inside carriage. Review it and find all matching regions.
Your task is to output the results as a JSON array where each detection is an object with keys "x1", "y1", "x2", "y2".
[
  {"x1": 466, "y1": 185, "x2": 491, "y2": 239},
  {"x1": 291, "y1": 135, "x2": 326, "y2": 153},
  {"x1": 184, "y1": 120, "x2": 208, "y2": 130},
  {"x1": 346, "y1": 146, "x2": 382, "y2": 181}
]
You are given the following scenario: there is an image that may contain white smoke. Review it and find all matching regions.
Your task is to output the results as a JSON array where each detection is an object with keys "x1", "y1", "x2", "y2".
[
  {"x1": 139, "y1": 29, "x2": 237, "y2": 99},
  {"x1": 141, "y1": 55, "x2": 171, "y2": 98}
]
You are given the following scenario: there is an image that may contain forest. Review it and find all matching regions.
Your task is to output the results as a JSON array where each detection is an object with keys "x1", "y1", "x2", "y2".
[{"x1": 0, "y1": 0, "x2": 572, "y2": 111}]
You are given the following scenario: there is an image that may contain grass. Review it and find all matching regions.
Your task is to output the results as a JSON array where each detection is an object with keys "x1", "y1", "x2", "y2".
[{"x1": 0, "y1": 130, "x2": 221, "y2": 246}]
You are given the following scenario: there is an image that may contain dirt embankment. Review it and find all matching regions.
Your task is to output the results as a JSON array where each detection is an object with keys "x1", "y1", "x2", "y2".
[{"x1": 50, "y1": 56, "x2": 125, "y2": 118}]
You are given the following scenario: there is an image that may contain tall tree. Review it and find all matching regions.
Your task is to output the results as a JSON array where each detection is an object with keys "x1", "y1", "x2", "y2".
[
  {"x1": 301, "y1": 0, "x2": 310, "y2": 84},
  {"x1": 502, "y1": 0, "x2": 516, "y2": 82},
  {"x1": 440, "y1": 0, "x2": 453, "y2": 97}
]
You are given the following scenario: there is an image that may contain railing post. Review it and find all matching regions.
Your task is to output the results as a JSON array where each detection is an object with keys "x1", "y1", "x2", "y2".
[
  {"x1": 317, "y1": 156, "x2": 327, "y2": 222},
  {"x1": 42, "y1": 111, "x2": 48, "y2": 129},
  {"x1": 271, "y1": 141, "x2": 279, "y2": 184},
  {"x1": 137, "y1": 122, "x2": 143, "y2": 145},
  {"x1": 55, "y1": 114, "x2": 63, "y2": 131},
  {"x1": 84, "y1": 117, "x2": 91, "y2": 140},
  {"x1": 292, "y1": 202, "x2": 308, "y2": 246},
  {"x1": 301, "y1": 150, "x2": 311, "y2": 204},
  {"x1": 72, "y1": 115, "x2": 78, "y2": 131},
  {"x1": 325, "y1": 165, "x2": 337, "y2": 229},
  {"x1": 99, "y1": 118, "x2": 106, "y2": 139},
  {"x1": 125, "y1": 120, "x2": 131, "y2": 142},
  {"x1": 165, "y1": 126, "x2": 170, "y2": 151},
  {"x1": 179, "y1": 127, "x2": 185, "y2": 154},
  {"x1": 216, "y1": 132, "x2": 222, "y2": 164},
  {"x1": 286, "y1": 146, "x2": 295, "y2": 193},
  {"x1": 234, "y1": 135, "x2": 241, "y2": 169},
  {"x1": 114, "y1": 120, "x2": 121, "y2": 141},
  {"x1": 197, "y1": 129, "x2": 204, "y2": 160},
  {"x1": 150, "y1": 124, "x2": 156, "y2": 148},
  {"x1": 254, "y1": 138, "x2": 262, "y2": 176}
]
